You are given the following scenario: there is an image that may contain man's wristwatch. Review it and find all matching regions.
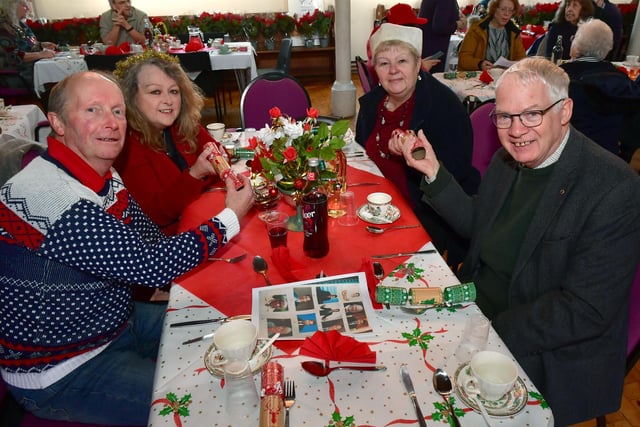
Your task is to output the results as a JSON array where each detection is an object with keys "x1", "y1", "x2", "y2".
[{"x1": 125, "y1": 26, "x2": 134, "y2": 32}]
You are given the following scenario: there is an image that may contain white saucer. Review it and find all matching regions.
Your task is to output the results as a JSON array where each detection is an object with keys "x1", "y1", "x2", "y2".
[
  {"x1": 454, "y1": 362, "x2": 527, "y2": 417},
  {"x1": 357, "y1": 204, "x2": 401, "y2": 224},
  {"x1": 204, "y1": 338, "x2": 273, "y2": 377}
]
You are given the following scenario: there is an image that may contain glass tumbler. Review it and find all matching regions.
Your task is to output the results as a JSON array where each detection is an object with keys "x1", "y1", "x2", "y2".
[{"x1": 223, "y1": 359, "x2": 259, "y2": 422}]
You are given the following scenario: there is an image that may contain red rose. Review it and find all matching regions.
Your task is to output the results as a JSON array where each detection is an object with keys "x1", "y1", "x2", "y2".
[
  {"x1": 269, "y1": 107, "x2": 281, "y2": 118},
  {"x1": 303, "y1": 122, "x2": 311, "y2": 132},
  {"x1": 306, "y1": 107, "x2": 319, "y2": 119},
  {"x1": 283, "y1": 146, "x2": 297, "y2": 162},
  {"x1": 248, "y1": 136, "x2": 259, "y2": 149}
]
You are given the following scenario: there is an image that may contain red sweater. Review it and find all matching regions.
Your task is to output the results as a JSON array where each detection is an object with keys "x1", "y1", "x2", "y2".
[{"x1": 114, "y1": 124, "x2": 220, "y2": 235}]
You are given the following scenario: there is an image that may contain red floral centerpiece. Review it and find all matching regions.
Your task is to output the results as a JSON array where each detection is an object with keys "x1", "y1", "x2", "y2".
[{"x1": 249, "y1": 106, "x2": 350, "y2": 230}]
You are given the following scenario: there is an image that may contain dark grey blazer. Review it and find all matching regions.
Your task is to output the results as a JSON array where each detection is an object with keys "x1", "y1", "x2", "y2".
[{"x1": 422, "y1": 127, "x2": 640, "y2": 425}]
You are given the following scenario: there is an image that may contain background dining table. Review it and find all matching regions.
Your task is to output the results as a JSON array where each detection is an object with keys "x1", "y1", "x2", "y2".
[
  {"x1": 0, "y1": 104, "x2": 47, "y2": 140},
  {"x1": 33, "y1": 42, "x2": 258, "y2": 96},
  {"x1": 146, "y1": 146, "x2": 554, "y2": 426}
]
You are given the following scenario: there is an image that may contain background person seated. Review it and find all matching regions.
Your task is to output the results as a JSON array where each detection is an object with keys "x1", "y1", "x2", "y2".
[
  {"x1": 545, "y1": 0, "x2": 594, "y2": 60},
  {"x1": 561, "y1": 19, "x2": 640, "y2": 155},
  {"x1": 0, "y1": 0, "x2": 55, "y2": 94},
  {"x1": 457, "y1": 0, "x2": 526, "y2": 71}
]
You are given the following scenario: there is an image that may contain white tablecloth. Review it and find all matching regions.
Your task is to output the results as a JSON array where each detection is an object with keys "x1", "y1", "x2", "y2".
[
  {"x1": 148, "y1": 243, "x2": 554, "y2": 427},
  {"x1": 433, "y1": 72, "x2": 496, "y2": 105},
  {"x1": 33, "y1": 57, "x2": 88, "y2": 96},
  {"x1": 0, "y1": 104, "x2": 47, "y2": 140},
  {"x1": 33, "y1": 43, "x2": 258, "y2": 96},
  {"x1": 209, "y1": 42, "x2": 257, "y2": 92}
]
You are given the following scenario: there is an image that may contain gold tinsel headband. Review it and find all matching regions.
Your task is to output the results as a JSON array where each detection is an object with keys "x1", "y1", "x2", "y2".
[{"x1": 113, "y1": 49, "x2": 180, "y2": 80}]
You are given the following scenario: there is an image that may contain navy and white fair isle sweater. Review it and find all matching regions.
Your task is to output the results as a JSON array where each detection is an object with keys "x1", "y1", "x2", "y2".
[{"x1": 0, "y1": 138, "x2": 233, "y2": 376}]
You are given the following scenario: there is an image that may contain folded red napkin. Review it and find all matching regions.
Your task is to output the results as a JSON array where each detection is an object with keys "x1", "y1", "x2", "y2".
[
  {"x1": 118, "y1": 42, "x2": 131, "y2": 53},
  {"x1": 104, "y1": 45, "x2": 123, "y2": 55},
  {"x1": 299, "y1": 330, "x2": 376, "y2": 363},
  {"x1": 271, "y1": 247, "x2": 304, "y2": 282},
  {"x1": 360, "y1": 257, "x2": 383, "y2": 309},
  {"x1": 479, "y1": 69, "x2": 493, "y2": 84}
]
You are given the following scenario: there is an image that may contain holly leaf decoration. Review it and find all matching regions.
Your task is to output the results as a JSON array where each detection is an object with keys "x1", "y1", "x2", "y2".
[
  {"x1": 529, "y1": 391, "x2": 549, "y2": 408},
  {"x1": 402, "y1": 327, "x2": 434, "y2": 350}
]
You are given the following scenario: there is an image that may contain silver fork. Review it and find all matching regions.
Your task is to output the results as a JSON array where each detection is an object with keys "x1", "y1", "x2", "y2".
[
  {"x1": 283, "y1": 380, "x2": 296, "y2": 427},
  {"x1": 207, "y1": 253, "x2": 247, "y2": 263}
]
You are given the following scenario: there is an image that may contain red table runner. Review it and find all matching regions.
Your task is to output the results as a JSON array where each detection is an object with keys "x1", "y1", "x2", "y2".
[{"x1": 175, "y1": 165, "x2": 431, "y2": 317}]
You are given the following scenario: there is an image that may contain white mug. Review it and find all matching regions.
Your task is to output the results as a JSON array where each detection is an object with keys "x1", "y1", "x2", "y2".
[
  {"x1": 210, "y1": 319, "x2": 257, "y2": 365},
  {"x1": 463, "y1": 351, "x2": 518, "y2": 401},
  {"x1": 207, "y1": 122, "x2": 225, "y2": 141}
]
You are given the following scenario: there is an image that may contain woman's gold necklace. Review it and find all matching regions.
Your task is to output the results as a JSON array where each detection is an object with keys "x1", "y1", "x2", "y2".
[{"x1": 375, "y1": 96, "x2": 409, "y2": 159}]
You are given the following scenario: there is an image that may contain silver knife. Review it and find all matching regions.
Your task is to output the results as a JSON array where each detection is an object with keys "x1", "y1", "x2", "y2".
[
  {"x1": 371, "y1": 249, "x2": 437, "y2": 259},
  {"x1": 401, "y1": 364, "x2": 427, "y2": 427},
  {"x1": 170, "y1": 317, "x2": 226, "y2": 328}
]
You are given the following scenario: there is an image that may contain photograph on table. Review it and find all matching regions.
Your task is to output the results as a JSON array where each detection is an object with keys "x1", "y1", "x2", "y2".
[
  {"x1": 263, "y1": 294, "x2": 289, "y2": 312},
  {"x1": 252, "y1": 272, "x2": 377, "y2": 339}
]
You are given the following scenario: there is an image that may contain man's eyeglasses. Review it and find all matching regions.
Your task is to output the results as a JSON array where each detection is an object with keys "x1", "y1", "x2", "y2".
[{"x1": 490, "y1": 98, "x2": 565, "y2": 129}]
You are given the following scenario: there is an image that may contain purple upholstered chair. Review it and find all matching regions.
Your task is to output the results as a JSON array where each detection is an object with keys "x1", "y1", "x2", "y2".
[
  {"x1": 239, "y1": 71, "x2": 311, "y2": 129},
  {"x1": 355, "y1": 55, "x2": 373, "y2": 94},
  {"x1": 596, "y1": 262, "x2": 640, "y2": 426},
  {"x1": 469, "y1": 101, "x2": 501, "y2": 177}
]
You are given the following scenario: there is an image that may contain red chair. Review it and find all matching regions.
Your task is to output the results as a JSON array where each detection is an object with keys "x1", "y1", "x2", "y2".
[
  {"x1": 469, "y1": 101, "x2": 501, "y2": 177},
  {"x1": 240, "y1": 71, "x2": 311, "y2": 129}
]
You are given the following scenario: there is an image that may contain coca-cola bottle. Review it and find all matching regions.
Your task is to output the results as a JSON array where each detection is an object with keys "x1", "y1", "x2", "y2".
[{"x1": 302, "y1": 158, "x2": 329, "y2": 258}]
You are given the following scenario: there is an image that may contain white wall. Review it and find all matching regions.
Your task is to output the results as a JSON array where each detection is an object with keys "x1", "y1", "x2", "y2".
[{"x1": 28, "y1": 0, "x2": 628, "y2": 61}]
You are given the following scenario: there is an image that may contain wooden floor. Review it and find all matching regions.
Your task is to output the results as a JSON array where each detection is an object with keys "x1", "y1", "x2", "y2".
[{"x1": 207, "y1": 73, "x2": 640, "y2": 426}]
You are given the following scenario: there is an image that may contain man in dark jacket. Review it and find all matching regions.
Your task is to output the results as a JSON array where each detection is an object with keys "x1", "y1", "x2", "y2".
[{"x1": 394, "y1": 57, "x2": 640, "y2": 425}]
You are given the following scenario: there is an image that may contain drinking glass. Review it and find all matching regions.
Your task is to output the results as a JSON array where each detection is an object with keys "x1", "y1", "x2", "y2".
[
  {"x1": 454, "y1": 313, "x2": 490, "y2": 363},
  {"x1": 265, "y1": 212, "x2": 289, "y2": 248}
]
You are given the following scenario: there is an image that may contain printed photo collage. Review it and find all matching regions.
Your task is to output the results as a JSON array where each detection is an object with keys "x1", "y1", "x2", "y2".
[{"x1": 252, "y1": 273, "x2": 376, "y2": 340}]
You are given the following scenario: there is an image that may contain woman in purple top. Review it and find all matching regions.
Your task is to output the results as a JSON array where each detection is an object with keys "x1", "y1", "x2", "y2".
[{"x1": 418, "y1": 0, "x2": 466, "y2": 72}]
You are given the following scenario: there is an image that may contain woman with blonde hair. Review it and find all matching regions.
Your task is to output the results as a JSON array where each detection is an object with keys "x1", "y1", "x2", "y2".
[
  {"x1": 114, "y1": 50, "x2": 221, "y2": 236},
  {"x1": 457, "y1": 0, "x2": 526, "y2": 71}
]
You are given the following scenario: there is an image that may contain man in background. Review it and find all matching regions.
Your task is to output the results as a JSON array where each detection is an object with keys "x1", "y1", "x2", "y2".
[{"x1": 100, "y1": 0, "x2": 148, "y2": 46}]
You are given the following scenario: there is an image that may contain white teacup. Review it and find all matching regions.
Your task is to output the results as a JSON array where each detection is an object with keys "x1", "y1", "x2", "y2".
[
  {"x1": 366, "y1": 192, "x2": 392, "y2": 217},
  {"x1": 210, "y1": 319, "x2": 257, "y2": 365},
  {"x1": 463, "y1": 351, "x2": 518, "y2": 401},
  {"x1": 207, "y1": 122, "x2": 225, "y2": 141},
  {"x1": 626, "y1": 55, "x2": 639, "y2": 65}
]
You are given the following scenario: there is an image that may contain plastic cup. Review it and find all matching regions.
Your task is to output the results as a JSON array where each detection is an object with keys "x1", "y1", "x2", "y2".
[
  {"x1": 338, "y1": 191, "x2": 359, "y2": 226},
  {"x1": 265, "y1": 212, "x2": 289, "y2": 248}
]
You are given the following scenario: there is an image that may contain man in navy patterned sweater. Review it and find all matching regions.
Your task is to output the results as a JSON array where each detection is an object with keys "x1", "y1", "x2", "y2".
[{"x1": 0, "y1": 71, "x2": 254, "y2": 425}]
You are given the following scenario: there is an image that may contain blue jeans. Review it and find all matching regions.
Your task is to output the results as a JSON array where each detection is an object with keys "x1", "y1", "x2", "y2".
[{"x1": 8, "y1": 301, "x2": 166, "y2": 426}]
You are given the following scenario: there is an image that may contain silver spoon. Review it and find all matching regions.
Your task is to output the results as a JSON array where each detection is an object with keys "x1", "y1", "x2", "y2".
[
  {"x1": 252, "y1": 255, "x2": 272, "y2": 286},
  {"x1": 301, "y1": 361, "x2": 387, "y2": 377},
  {"x1": 433, "y1": 368, "x2": 461, "y2": 427},
  {"x1": 401, "y1": 302, "x2": 463, "y2": 315},
  {"x1": 366, "y1": 225, "x2": 420, "y2": 234}
]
